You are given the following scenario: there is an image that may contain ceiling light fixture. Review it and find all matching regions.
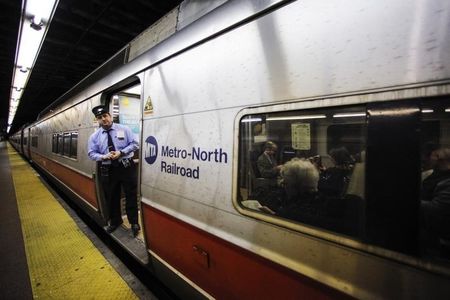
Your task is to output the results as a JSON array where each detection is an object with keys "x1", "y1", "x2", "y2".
[
  {"x1": 333, "y1": 112, "x2": 366, "y2": 118},
  {"x1": 266, "y1": 115, "x2": 326, "y2": 121},
  {"x1": 241, "y1": 117, "x2": 262, "y2": 123},
  {"x1": 7, "y1": 0, "x2": 58, "y2": 133}
]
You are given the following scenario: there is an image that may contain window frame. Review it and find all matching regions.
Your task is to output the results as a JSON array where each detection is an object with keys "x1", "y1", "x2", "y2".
[
  {"x1": 52, "y1": 133, "x2": 58, "y2": 153},
  {"x1": 233, "y1": 103, "x2": 368, "y2": 241},
  {"x1": 70, "y1": 131, "x2": 78, "y2": 159},
  {"x1": 54, "y1": 131, "x2": 78, "y2": 159},
  {"x1": 31, "y1": 136, "x2": 38, "y2": 148}
]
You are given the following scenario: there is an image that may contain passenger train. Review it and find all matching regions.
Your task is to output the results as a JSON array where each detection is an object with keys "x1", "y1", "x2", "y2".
[{"x1": 9, "y1": 0, "x2": 450, "y2": 298}]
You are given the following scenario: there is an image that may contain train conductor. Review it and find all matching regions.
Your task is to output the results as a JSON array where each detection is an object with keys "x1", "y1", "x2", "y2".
[{"x1": 88, "y1": 105, "x2": 140, "y2": 236}]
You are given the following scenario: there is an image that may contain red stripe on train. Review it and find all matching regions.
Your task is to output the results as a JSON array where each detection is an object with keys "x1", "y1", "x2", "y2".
[
  {"x1": 31, "y1": 151, "x2": 98, "y2": 209},
  {"x1": 143, "y1": 204, "x2": 348, "y2": 299}
]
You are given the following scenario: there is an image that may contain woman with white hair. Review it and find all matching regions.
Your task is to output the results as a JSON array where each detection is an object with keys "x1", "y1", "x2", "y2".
[
  {"x1": 277, "y1": 158, "x2": 325, "y2": 223},
  {"x1": 281, "y1": 158, "x2": 319, "y2": 200}
]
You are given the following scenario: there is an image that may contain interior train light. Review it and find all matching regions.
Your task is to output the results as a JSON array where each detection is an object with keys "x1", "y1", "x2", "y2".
[
  {"x1": 7, "y1": 0, "x2": 58, "y2": 133},
  {"x1": 421, "y1": 109, "x2": 434, "y2": 113},
  {"x1": 445, "y1": 108, "x2": 450, "y2": 112},
  {"x1": 333, "y1": 112, "x2": 366, "y2": 118},
  {"x1": 266, "y1": 115, "x2": 326, "y2": 121},
  {"x1": 241, "y1": 117, "x2": 262, "y2": 123}
]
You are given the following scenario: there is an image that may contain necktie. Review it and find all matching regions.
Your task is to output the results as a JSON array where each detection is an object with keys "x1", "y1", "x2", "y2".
[
  {"x1": 105, "y1": 129, "x2": 119, "y2": 166},
  {"x1": 105, "y1": 129, "x2": 115, "y2": 152}
]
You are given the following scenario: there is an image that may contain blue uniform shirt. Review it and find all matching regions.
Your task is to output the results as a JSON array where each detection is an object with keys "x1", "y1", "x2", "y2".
[{"x1": 88, "y1": 123, "x2": 139, "y2": 162}]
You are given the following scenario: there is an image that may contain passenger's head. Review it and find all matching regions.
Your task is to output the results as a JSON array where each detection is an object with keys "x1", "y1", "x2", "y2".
[
  {"x1": 329, "y1": 147, "x2": 352, "y2": 166},
  {"x1": 430, "y1": 147, "x2": 450, "y2": 171},
  {"x1": 264, "y1": 141, "x2": 278, "y2": 155},
  {"x1": 92, "y1": 105, "x2": 113, "y2": 128},
  {"x1": 281, "y1": 158, "x2": 319, "y2": 197},
  {"x1": 423, "y1": 142, "x2": 440, "y2": 170}
]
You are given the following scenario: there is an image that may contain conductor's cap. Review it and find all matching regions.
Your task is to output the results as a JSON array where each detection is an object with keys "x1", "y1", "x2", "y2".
[{"x1": 92, "y1": 105, "x2": 109, "y2": 117}]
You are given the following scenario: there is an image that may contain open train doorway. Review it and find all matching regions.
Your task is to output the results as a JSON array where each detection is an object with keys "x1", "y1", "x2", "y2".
[
  {"x1": 109, "y1": 82, "x2": 143, "y2": 240},
  {"x1": 93, "y1": 76, "x2": 147, "y2": 263}
]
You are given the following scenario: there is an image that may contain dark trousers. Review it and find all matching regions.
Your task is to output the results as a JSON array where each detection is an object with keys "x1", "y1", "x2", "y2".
[{"x1": 102, "y1": 161, "x2": 138, "y2": 226}]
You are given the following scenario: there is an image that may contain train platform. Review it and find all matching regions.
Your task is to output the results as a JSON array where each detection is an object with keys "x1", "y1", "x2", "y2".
[{"x1": 0, "y1": 141, "x2": 156, "y2": 299}]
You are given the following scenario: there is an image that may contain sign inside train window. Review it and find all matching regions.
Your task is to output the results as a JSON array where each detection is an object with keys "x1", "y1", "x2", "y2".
[
  {"x1": 144, "y1": 136, "x2": 228, "y2": 180},
  {"x1": 291, "y1": 123, "x2": 311, "y2": 150}
]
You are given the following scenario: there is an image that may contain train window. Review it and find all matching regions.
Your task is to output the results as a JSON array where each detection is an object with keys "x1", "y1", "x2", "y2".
[
  {"x1": 419, "y1": 99, "x2": 450, "y2": 262},
  {"x1": 238, "y1": 106, "x2": 367, "y2": 238},
  {"x1": 52, "y1": 133, "x2": 58, "y2": 153},
  {"x1": 70, "y1": 132, "x2": 78, "y2": 158},
  {"x1": 63, "y1": 132, "x2": 71, "y2": 156},
  {"x1": 57, "y1": 133, "x2": 63, "y2": 155},
  {"x1": 31, "y1": 136, "x2": 38, "y2": 148},
  {"x1": 23, "y1": 137, "x2": 28, "y2": 145}
]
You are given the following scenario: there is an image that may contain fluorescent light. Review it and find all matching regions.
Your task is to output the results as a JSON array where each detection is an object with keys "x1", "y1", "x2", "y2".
[
  {"x1": 266, "y1": 115, "x2": 326, "y2": 121},
  {"x1": 13, "y1": 68, "x2": 30, "y2": 89},
  {"x1": 11, "y1": 89, "x2": 23, "y2": 100},
  {"x1": 333, "y1": 112, "x2": 366, "y2": 118},
  {"x1": 241, "y1": 117, "x2": 262, "y2": 123},
  {"x1": 421, "y1": 109, "x2": 434, "y2": 113},
  {"x1": 27, "y1": 0, "x2": 56, "y2": 23},
  {"x1": 445, "y1": 108, "x2": 450, "y2": 112},
  {"x1": 7, "y1": 0, "x2": 58, "y2": 133},
  {"x1": 370, "y1": 108, "x2": 421, "y2": 116},
  {"x1": 16, "y1": 21, "x2": 45, "y2": 68}
]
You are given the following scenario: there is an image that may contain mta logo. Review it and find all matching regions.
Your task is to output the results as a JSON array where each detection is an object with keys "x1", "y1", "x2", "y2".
[{"x1": 144, "y1": 136, "x2": 158, "y2": 165}]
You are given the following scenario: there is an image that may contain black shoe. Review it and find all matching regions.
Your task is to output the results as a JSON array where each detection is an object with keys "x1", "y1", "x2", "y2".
[
  {"x1": 131, "y1": 224, "x2": 140, "y2": 237},
  {"x1": 105, "y1": 224, "x2": 120, "y2": 233}
]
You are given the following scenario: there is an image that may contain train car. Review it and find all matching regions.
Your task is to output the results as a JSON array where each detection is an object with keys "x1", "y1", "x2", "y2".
[
  {"x1": 11, "y1": 0, "x2": 450, "y2": 298},
  {"x1": 9, "y1": 125, "x2": 28, "y2": 155},
  {"x1": 9, "y1": 130, "x2": 21, "y2": 152}
]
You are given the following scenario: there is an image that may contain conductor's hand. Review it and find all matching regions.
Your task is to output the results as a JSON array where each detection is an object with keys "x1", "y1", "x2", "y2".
[
  {"x1": 101, "y1": 153, "x2": 113, "y2": 160},
  {"x1": 109, "y1": 151, "x2": 122, "y2": 160}
]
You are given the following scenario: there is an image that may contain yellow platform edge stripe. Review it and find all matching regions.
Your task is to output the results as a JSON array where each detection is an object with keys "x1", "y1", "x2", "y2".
[{"x1": 7, "y1": 145, "x2": 137, "y2": 300}]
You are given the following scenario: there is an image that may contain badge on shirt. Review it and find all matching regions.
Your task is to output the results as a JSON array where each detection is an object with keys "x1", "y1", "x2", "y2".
[{"x1": 117, "y1": 130, "x2": 125, "y2": 140}]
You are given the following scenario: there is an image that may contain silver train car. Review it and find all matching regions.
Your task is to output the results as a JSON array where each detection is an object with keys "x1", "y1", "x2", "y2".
[{"x1": 9, "y1": 0, "x2": 450, "y2": 298}]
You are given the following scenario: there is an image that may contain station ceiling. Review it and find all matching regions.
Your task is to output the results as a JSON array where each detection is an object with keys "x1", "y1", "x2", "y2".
[{"x1": 0, "y1": 0, "x2": 182, "y2": 134}]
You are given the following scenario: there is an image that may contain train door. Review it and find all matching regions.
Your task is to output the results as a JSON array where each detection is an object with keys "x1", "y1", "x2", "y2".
[
  {"x1": 20, "y1": 129, "x2": 25, "y2": 154},
  {"x1": 109, "y1": 82, "x2": 143, "y2": 238},
  {"x1": 94, "y1": 77, "x2": 146, "y2": 251},
  {"x1": 25, "y1": 127, "x2": 31, "y2": 158}
]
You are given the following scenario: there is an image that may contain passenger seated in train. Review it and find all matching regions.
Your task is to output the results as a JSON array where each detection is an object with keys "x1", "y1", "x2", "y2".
[
  {"x1": 421, "y1": 143, "x2": 450, "y2": 201},
  {"x1": 346, "y1": 150, "x2": 365, "y2": 200},
  {"x1": 257, "y1": 141, "x2": 282, "y2": 180},
  {"x1": 421, "y1": 142, "x2": 439, "y2": 180},
  {"x1": 275, "y1": 158, "x2": 326, "y2": 224},
  {"x1": 317, "y1": 147, "x2": 354, "y2": 198},
  {"x1": 247, "y1": 158, "x2": 320, "y2": 217},
  {"x1": 421, "y1": 147, "x2": 450, "y2": 255}
]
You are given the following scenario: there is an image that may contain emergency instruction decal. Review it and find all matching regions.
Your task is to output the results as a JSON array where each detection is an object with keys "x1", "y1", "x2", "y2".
[{"x1": 144, "y1": 136, "x2": 228, "y2": 179}]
